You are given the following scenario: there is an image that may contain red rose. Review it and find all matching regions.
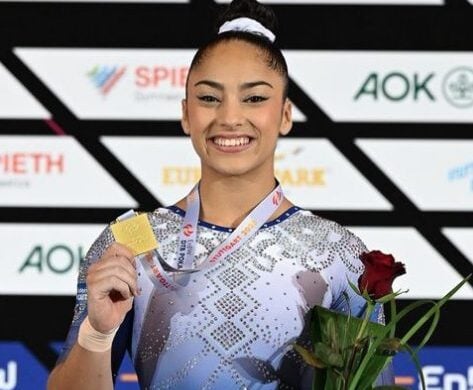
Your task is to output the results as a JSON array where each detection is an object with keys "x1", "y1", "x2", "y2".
[{"x1": 358, "y1": 250, "x2": 406, "y2": 300}]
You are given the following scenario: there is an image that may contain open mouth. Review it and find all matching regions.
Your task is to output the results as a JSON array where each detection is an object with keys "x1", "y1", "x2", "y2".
[
  {"x1": 212, "y1": 136, "x2": 251, "y2": 148},
  {"x1": 209, "y1": 135, "x2": 254, "y2": 153}
]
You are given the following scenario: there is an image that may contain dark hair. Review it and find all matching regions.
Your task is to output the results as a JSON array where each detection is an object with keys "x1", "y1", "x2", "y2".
[{"x1": 188, "y1": 0, "x2": 289, "y2": 98}]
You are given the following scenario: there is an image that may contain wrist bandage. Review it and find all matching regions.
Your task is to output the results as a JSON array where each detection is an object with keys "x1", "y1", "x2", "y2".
[{"x1": 77, "y1": 316, "x2": 119, "y2": 352}]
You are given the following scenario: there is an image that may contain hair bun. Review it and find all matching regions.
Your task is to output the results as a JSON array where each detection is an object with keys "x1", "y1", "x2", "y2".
[{"x1": 217, "y1": 0, "x2": 278, "y2": 36}]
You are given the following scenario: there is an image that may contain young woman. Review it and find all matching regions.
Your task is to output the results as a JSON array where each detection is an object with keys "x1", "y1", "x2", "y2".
[{"x1": 48, "y1": 1, "x2": 392, "y2": 388}]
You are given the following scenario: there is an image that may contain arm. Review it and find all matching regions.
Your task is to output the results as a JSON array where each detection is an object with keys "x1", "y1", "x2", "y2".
[
  {"x1": 47, "y1": 344, "x2": 114, "y2": 390},
  {"x1": 47, "y1": 239, "x2": 138, "y2": 390}
]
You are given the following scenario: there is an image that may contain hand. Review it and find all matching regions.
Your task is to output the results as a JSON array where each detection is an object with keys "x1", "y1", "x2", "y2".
[{"x1": 86, "y1": 243, "x2": 138, "y2": 333}]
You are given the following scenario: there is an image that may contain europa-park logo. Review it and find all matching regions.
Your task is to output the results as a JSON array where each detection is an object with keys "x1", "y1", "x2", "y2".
[
  {"x1": 354, "y1": 66, "x2": 473, "y2": 108},
  {"x1": 159, "y1": 147, "x2": 326, "y2": 188}
]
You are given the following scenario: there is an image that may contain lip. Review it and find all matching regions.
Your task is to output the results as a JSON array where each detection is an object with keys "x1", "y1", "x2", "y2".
[{"x1": 207, "y1": 134, "x2": 255, "y2": 154}]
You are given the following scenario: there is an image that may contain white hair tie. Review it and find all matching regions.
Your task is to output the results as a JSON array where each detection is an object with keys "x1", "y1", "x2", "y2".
[{"x1": 218, "y1": 17, "x2": 276, "y2": 43}]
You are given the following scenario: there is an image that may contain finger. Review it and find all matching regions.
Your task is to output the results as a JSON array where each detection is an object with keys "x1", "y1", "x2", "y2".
[
  {"x1": 89, "y1": 274, "x2": 135, "y2": 301},
  {"x1": 92, "y1": 254, "x2": 137, "y2": 275},
  {"x1": 105, "y1": 243, "x2": 135, "y2": 263},
  {"x1": 87, "y1": 263, "x2": 138, "y2": 296}
]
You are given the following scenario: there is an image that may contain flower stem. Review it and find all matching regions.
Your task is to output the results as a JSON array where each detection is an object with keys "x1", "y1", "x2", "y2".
[
  {"x1": 355, "y1": 301, "x2": 375, "y2": 342},
  {"x1": 343, "y1": 301, "x2": 375, "y2": 389}
]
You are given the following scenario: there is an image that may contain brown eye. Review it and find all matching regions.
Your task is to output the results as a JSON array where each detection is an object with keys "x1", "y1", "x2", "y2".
[
  {"x1": 198, "y1": 95, "x2": 219, "y2": 103},
  {"x1": 244, "y1": 96, "x2": 268, "y2": 103}
]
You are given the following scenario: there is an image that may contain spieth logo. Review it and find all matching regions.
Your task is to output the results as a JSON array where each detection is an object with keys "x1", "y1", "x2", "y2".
[
  {"x1": 442, "y1": 67, "x2": 473, "y2": 108},
  {"x1": 87, "y1": 65, "x2": 126, "y2": 96},
  {"x1": 448, "y1": 161, "x2": 473, "y2": 191},
  {"x1": 0, "y1": 361, "x2": 17, "y2": 390},
  {"x1": 135, "y1": 66, "x2": 188, "y2": 88},
  {"x1": 183, "y1": 224, "x2": 194, "y2": 237},
  {"x1": 0, "y1": 152, "x2": 64, "y2": 175}
]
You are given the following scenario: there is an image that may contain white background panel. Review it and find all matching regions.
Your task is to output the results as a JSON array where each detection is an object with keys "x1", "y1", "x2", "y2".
[
  {"x1": 101, "y1": 136, "x2": 391, "y2": 210},
  {"x1": 356, "y1": 139, "x2": 473, "y2": 211},
  {"x1": 0, "y1": 135, "x2": 136, "y2": 207},
  {"x1": 349, "y1": 227, "x2": 473, "y2": 299},
  {"x1": 0, "y1": 224, "x2": 104, "y2": 296},
  {"x1": 14, "y1": 48, "x2": 195, "y2": 120},
  {"x1": 13, "y1": 47, "x2": 307, "y2": 122},
  {"x1": 284, "y1": 51, "x2": 473, "y2": 123},
  {"x1": 0, "y1": 62, "x2": 50, "y2": 119},
  {"x1": 442, "y1": 228, "x2": 473, "y2": 265}
]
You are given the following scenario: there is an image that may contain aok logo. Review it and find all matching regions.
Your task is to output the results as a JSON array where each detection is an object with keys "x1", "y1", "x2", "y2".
[
  {"x1": 354, "y1": 68, "x2": 473, "y2": 108},
  {"x1": 442, "y1": 67, "x2": 473, "y2": 108},
  {"x1": 422, "y1": 365, "x2": 473, "y2": 390},
  {"x1": 0, "y1": 152, "x2": 64, "y2": 174},
  {"x1": 0, "y1": 361, "x2": 17, "y2": 390},
  {"x1": 354, "y1": 72, "x2": 435, "y2": 102},
  {"x1": 18, "y1": 244, "x2": 85, "y2": 274}
]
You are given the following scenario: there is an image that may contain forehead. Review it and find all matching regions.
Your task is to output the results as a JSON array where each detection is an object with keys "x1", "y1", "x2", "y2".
[{"x1": 188, "y1": 40, "x2": 283, "y2": 86}]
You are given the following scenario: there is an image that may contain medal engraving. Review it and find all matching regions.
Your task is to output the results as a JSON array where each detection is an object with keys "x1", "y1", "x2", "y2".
[{"x1": 111, "y1": 213, "x2": 158, "y2": 255}]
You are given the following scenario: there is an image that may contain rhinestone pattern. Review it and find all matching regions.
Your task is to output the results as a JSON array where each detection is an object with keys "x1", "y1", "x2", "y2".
[{"x1": 64, "y1": 207, "x2": 376, "y2": 389}]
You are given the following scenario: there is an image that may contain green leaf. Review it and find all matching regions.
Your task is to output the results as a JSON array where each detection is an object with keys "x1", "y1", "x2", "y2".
[
  {"x1": 413, "y1": 301, "x2": 440, "y2": 354},
  {"x1": 356, "y1": 341, "x2": 393, "y2": 389},
  {"x1": 325, "y1": 316, "x2": 339, "y2": 351},
  {"x1": 313, "y1": 342, "x2": 344, "y2": 368},
  {"x1": 375, "y1": 289, "x2": 407, "y2": 304},
  {"x1": 347, "y1": 278, "x2": 361, "y2": 296},
  {"x1": 376, "y1": 338, "x2": 402, "y2": 356},
  {"x1": 349, "y1": 274, "x2": 471, "y2": 390},
  {"x1": 311, "y1": 305, "x2": 389, "y2": 388},
  {"x1": 389, "y1": 299, "x2": 397, "y2": 339},
  {"x1": 399, "y1": 274, "x2": 471, "y2": 346},
  {"x1": 402, "y1": 343, "x2": 426, "y2": 390},
  {"x1": 293, "y1": 344, "x2": 327, "y2": 369}
]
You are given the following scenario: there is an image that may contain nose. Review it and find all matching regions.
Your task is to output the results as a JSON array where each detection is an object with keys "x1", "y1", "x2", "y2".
[{"x1": 217, "y1": 97, "x2": 244, "y2": 128}]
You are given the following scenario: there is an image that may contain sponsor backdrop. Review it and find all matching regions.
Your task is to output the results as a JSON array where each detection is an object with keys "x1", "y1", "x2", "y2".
[{"x1": 0, "y1": 0, "x2": 472, "y2": 389}]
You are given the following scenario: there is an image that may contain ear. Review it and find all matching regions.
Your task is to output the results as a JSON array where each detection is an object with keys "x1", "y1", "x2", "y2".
[
  {"x1": 279, "y1": 98, "x2": 293, "y2": 136},
  {"x1": 181, "y1": 99, "x2": 190, "y2": 135}
]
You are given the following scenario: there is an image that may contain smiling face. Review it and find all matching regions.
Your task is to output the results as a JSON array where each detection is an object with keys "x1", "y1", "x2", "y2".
[{"x1": 182, "y1": 40, "x2": 292, "y2": 181}]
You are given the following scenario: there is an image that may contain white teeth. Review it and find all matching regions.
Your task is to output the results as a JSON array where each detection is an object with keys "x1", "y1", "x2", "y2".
[{"x1": 213, "y1": 137, "x2": 250, "y2": 147}]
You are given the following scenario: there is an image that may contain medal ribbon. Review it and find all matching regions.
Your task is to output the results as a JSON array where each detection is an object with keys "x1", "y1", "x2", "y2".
[{"x1": 143, "y1": 182, "x2": 284, "y2": 291}]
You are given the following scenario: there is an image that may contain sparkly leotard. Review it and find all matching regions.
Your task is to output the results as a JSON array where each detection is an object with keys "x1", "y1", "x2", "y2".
[{"x1": 58, "y1": 206, "x2": 392, "y2": 389}]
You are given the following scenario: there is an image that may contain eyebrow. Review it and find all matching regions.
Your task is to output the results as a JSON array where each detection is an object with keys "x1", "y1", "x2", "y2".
[{"x1": 193, "y1": 80, "x2": 274, "y2": 90}]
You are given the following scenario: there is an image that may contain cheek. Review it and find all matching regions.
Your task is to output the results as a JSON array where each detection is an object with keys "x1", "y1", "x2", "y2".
[
  {"x1": 187, "y1": 106, "x2": 211, "y2": 132},
  {"x1": 250, "y1": 104, "x2": 283, "y2": 134}
]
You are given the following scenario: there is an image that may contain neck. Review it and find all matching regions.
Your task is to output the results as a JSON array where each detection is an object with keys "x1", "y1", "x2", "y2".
[{"x1": 175, "y1": 173, "x2": 292, "y2": 228}]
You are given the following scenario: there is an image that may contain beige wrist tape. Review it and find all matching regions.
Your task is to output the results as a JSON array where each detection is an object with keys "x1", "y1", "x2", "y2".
[{"x1": 77, "y1": 316, "x2": 119, "y2": 352}]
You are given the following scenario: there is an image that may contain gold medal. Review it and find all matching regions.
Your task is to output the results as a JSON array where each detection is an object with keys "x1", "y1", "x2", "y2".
[{"x1": 111, "y1": 213, "x2": 158, "y2": 256}]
